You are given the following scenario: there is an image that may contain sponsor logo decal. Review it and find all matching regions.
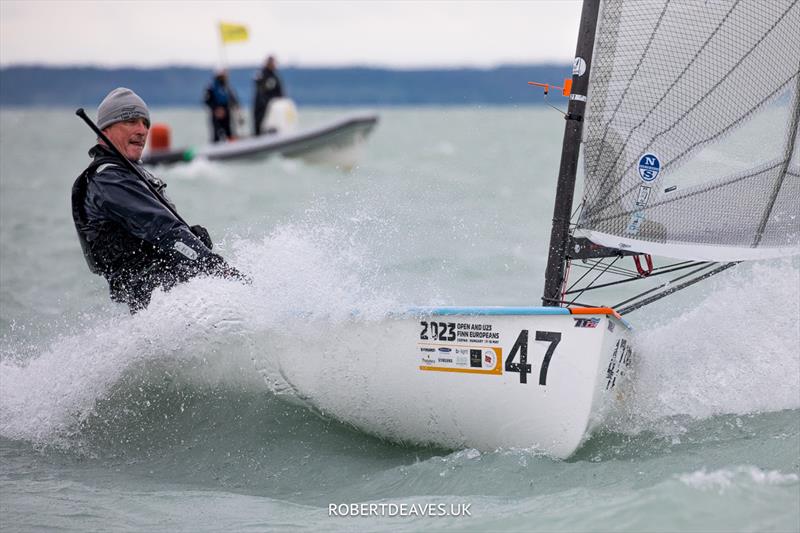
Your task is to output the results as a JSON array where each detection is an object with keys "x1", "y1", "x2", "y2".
[
  {"x1": 470, "y1": 349, "x2": 483, "y2": 368},
  {"x1": 638, "y1": 153, "x2": 661, "y2": 182},
  {"x1": 420, "y1": 345, "x2": 502, "y2": 375},
  {"x1": 483, "y1": 349, "x2": 496, "y2": 368},
  {"x1": 574, "y1": 317, "x2": 601, "y2": 328},
  {"x1": 635, "y1": 185, "x2": 652, "y2": 207}
]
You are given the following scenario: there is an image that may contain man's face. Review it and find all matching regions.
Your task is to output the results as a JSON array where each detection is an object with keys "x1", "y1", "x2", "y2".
[{"x1": 102, "y1": 117, "x2": 149, "y2": 160}]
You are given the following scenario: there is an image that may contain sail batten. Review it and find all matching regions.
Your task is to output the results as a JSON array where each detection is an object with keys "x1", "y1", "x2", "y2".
[{"x1": 578, "y1": 0, "x2": 800, "y2": 261}]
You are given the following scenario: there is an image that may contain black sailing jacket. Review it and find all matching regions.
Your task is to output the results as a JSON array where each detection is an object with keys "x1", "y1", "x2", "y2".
[
  {"x1": 254, "y1": 67, "x2": 284, "y2": 109},
  {"x1": 72, "y1": 144, "x2": 228, "y2": 311}
]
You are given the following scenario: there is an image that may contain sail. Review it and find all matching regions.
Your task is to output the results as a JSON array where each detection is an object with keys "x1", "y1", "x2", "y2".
[{"x1": 578, "y1": 0, "x2": 800, "y2": 261}]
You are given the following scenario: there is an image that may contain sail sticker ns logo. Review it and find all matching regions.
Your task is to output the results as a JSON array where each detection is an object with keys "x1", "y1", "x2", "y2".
[{"x1": 638, "y1": 153, "x2": 661, "y2": 182}]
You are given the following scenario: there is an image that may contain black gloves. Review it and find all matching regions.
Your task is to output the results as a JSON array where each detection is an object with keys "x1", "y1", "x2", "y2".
[
  {"x1": 202, "y1": 252, "x2": 252, "y2": 284},
  {"x1": 190, "y1": 225, "x2": 213, "y2": 249},
  {"x1": 189, "y1": 225, "x2": 251, "y2": 284}
]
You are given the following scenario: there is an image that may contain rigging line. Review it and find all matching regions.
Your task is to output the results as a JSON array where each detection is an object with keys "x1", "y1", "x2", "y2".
[
  {"x1": 612, "y1": 262, "x2": 719, "y2": 309},
  {"x1": 569, "y1": 262, "x2": 638, "y2": 278},
  {"x1": 570, "y1": 201, "x2": 584, "y2": 222},
  {"x1": 570, "y1": 266, "x2": 638, "y2": 278},
  {"x1": 753, "y1": 73, "x2": 800, "y2": 247},
  {"x1": 567, "y1": 256, "x2": 620, "y2": 306},
  {"x1": 564, "y1": 261, "x2": 709, "y2": 294},
  {"x1": 617, "y1": 262, "x2": 739, "y2": 315},
  {"x1": 575, "y1": 256, "x2": 639, "y2": 273},
  {"x1": 569, "y1": 257, "x2": 639, "y2": 275},
  {"x1": 590, "y1": 4, "x2": 799, "y2": 211},
  {"x1": 566, "y1": 259, "x2": 601, "y2": 292},
  {"x1": 544, "y1": 98, "x2": 567, "y2": 117},
  {"x1": 567, "y1": 257, "x2": 639, "y2": 276},
  {"x1": 589, "y1": 0, "x2": 744, "y2": 198},
  {"x1": 565, "y1": 257, "x2": 633, "y2": 294}
]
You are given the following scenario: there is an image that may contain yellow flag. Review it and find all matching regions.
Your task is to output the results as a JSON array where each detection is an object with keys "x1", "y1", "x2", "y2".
[{"x1": 219, "y1": 22, "x2": 248, "y2": 44}]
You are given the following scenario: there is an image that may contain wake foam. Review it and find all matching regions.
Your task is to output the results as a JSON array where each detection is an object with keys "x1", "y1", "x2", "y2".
[
  {"x1": 0, "y1": 221, "x2": 398, "y2": 447},
  {"x1": 679, "y1": 466, "x2": 799, "y2": 492},
  {"x1": 615, "y1": 259, "x2": 800, "y2": 432}
]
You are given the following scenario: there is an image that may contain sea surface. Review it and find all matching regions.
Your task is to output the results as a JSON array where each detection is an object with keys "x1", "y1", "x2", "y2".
[{"x1": 1, "y1": 106, "x2": 798, "y2": 532}]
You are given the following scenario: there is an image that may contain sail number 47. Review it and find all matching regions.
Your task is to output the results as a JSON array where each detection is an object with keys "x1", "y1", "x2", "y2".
[{"x1": 505, "y1": 330, "x2": 562, "y2": 385}]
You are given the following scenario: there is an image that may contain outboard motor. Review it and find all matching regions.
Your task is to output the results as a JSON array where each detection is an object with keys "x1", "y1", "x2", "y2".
[{"x1": 263, "y1": 98, "x2": 298, "y2": 134}]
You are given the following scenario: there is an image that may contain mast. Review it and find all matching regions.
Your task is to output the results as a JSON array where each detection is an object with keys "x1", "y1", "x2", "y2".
[{"x1": 542, "y1": 0, "x2": 602, "y2": 306}]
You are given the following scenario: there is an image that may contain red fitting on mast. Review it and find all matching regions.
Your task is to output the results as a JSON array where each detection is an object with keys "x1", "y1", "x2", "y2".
[{"x1": 633, "y1": 254, "x2": 654, "y2": 276}]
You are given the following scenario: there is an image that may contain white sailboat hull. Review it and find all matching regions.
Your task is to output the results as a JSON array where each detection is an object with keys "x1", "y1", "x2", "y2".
[{"x1": 269, "y1": 307, "x2": 633, "y2": 458}]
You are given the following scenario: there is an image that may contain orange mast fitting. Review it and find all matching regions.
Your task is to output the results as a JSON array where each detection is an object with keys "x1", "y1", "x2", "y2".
[{"x1": 528, "y1": 79, "x2": 572, "y2": 97}]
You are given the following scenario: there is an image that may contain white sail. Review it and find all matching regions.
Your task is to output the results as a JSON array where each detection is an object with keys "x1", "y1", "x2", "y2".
[{"x1": 578, "y1": 0, "x2": 800, "y2": 261}]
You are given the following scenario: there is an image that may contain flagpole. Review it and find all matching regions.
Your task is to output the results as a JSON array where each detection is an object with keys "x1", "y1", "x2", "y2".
[
  {"x1": 217, "y1": 21, "x2": 248, "y2": 138},
  {"x1": 217, "y1": 21, "x2": 227, "y2": 70},
  {"x1": 217, "y1": 21, "x2": 234, "y2": 138}
]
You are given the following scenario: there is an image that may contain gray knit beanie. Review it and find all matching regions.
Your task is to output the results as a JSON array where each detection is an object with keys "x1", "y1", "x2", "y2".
[{"x1": 96, "y1": 87, "x2": 150, "y2": 130}]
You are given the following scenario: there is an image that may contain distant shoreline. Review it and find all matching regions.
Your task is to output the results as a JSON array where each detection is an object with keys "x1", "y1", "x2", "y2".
[{"x1": 0, "y1": 64, "x2": 571, "y2": 107}]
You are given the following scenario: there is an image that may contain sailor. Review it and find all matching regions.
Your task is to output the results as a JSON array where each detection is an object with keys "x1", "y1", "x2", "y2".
[
  {"x1": 72, "y1": 87, "x2": 245, "y2": 313},
  {"x1": 252, "y1": 55, "x2": 285, "y2": 136},
  {"x1": 204, "y1": 70, "x2": 241, "y2": 142}
]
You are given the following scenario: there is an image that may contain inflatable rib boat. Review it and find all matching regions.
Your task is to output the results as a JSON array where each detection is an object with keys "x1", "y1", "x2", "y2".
[{"x1": 143, "y1": 113, "x2": 378, "y2": 168}]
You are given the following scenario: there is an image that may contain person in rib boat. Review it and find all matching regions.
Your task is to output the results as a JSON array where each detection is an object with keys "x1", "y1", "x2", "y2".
[
  {"x1": 204, "y1": 69, "x2": 241, "y2": 142},
  {"x1": 71, "y1": 87, "x2": 245, "y2": 313},
  {"x1": 252, "y1": 55, "x2": 285, "y2": 136}
]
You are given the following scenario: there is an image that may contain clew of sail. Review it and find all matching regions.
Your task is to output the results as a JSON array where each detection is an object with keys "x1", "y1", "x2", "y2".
[{"x1": 578, "y1": 0, "x2": 800, "y2": 261}]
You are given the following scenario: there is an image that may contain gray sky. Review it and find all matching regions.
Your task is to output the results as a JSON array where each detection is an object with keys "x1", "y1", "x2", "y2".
[{"x1": 1, "y1": 0, "x2": 582, "y2": 68}]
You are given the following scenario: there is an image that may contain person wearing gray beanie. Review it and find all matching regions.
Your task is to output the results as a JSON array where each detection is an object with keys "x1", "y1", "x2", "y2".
[
  {"x1": 70, "y1": 87, "x2": 246, "y2": 312},
  {"x1": 96, "y1": 87, "x2": 151, "y2": 130}
]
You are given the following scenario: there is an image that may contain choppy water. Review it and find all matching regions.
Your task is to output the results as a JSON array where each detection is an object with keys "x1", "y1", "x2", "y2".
[{"x1": 1, "y1": 106, "x2": 798, "y2": 532}]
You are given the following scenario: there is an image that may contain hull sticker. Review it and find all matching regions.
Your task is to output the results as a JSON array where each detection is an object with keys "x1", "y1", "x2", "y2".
[
  {"x1": 419, "y1": 345, "x2": 502, "y2": 375},
  {"x1": 418, "y1": 321, "x2": 502, "y2": 375},
  {"x1": 606, "y1": 338, "x2": 633, "y2": 390}
]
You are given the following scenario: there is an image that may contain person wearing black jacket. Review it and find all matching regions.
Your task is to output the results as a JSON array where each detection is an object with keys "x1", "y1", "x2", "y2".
[
  {"x1": 253, "y1": 56, "x2": 285, "y2": 136},
  {"x1": 72, "y1": 87, "x2": 244, "y2": 312}
]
